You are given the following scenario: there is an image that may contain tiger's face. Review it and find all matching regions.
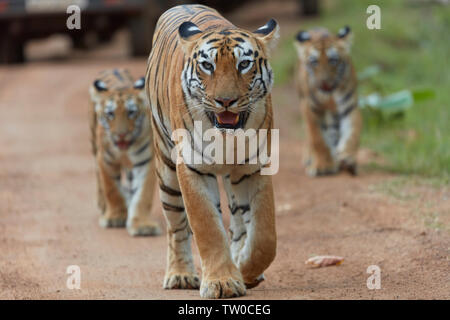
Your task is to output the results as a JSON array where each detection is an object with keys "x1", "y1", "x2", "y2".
[
  {"x1": 295, "y1": 26, "x2": 353, "y2": 93},
  {"x1": 178, "y1": 19, "x2": 279, "y2": 130},
  {"x1": 90, "y1": 78, "x2": 147, "y2": 151}
]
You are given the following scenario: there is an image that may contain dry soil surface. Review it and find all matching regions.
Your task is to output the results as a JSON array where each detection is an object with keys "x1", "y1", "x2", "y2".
[
  {"x1": 0, "y1": 59, "x2": 448, "y2": 300},
  {"x1": 0, "y1": 1, "x2": 449, "y2": 298}
]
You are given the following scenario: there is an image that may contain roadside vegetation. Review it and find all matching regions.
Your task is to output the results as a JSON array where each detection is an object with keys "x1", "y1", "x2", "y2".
[{"x1": 272, "y1": 0, "x2": 450, "y2": 181}]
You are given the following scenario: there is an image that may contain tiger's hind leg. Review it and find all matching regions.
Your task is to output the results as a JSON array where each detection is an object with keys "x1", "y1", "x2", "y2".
[
  {"x1": 157, "y1": 155, "x2": 199, "y2": 290},
  {"x1": 224, "y1": 171, "x2": 276, "y2": 289},
  {"x1": 126, "y1": 158, "x2": 160, "y2": 236},
  {"x1": 97, "y1": 154, "x2": 127, "y2": 228}
]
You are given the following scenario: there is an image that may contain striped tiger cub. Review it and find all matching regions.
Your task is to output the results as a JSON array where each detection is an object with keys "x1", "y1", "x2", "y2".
[
  {"x1": 294, "y1": 26, "x2": 362, "y2": 176},
  {"x1": 146, "y1": 5, "x2": 279, "y2": 298},
  {"x1": 89, "y1": 69, "x2": 160, "y2": 236}
]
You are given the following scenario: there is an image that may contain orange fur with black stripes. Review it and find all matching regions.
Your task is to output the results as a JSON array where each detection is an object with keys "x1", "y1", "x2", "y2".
[
  {"x1": 145, "y1": 5, "x2": 279, "y2": 298},
  {"x1": 295, "y1": 26, "x2": 362, "y2": 176},
  {"x1": 89, "y1": 69, "x2": 159, "y2": 236}
]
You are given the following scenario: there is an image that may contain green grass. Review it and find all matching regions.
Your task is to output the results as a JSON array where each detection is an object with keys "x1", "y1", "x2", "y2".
[
  {"x1": 272, "y1": 0, "x2": 450, "y2": 180},
  {"x1": 370, "y1": 175, "x2": 449, "y2": 200},
  {"x1": 368, "y1": 176, "x2": 449, "y2": 231}
]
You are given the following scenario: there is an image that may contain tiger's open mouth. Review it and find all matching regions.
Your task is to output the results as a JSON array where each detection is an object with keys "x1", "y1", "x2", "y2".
[
  {"x1": 208, "y1": 111, "x2": 244, "y2": 129},
  {"x1": 115, "y1": 140, "x2": 131, "y2": 150},
  {"x1": 319, "y1": 81, "x2": 335, "y2": 92}
]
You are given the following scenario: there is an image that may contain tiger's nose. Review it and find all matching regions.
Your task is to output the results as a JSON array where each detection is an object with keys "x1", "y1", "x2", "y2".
[{"x1": 214, "y1": 97, "x2": 238, "y2": 108}]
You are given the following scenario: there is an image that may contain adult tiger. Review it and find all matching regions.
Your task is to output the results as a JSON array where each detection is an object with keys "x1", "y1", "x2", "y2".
[
  {"x1": 89, "y1": 69, "x2": 160, "y2": 236},
  {"x1": 145, "y1": 5, "x2": 279, "y2": 298},
  {"x1": 294, "y1": 26, "x2": 362, "y2": 176}
]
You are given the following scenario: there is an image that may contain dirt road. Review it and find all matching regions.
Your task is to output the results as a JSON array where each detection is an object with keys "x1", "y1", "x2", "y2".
[{"x1": 0, "y1": 57, "x2": 448, "y2": 299}]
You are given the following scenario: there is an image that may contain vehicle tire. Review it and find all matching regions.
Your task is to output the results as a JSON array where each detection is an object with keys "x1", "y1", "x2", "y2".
[
  {"x1": 197, "y1": 0, "x2": 243, "y2": 12},
  {"x1": 0, "y1": 37, "x2": 25, "y2": 64},
  {"x1": 71, "y1": 33, "x2": 87, "y2": 49},
  {"x1": 98, "y1": 32, "x2": 113, "y2": 44},
  {"x1": 300, "y1": 0, "x2": 320, "y2": 16},
  {"x1": 129, "y1": 14, "x2": 153, "y2": 57}
]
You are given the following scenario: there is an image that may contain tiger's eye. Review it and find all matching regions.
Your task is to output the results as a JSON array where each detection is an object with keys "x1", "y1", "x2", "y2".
[
  {"x1": 106, "y1": 110, "x2": 114, "y2": 119},
  {"x1": 308, "y1": 57, "x2": 318, "y2": 67},
  {"x1": 201, "y1": 61, "x2": 214, "y2": 72},
  {"x1": 238, "y1": 60, "x2": 251, "y2": 71},
  {"x1": 128, "y1": 109, "x2": 137, "y2": 118}
]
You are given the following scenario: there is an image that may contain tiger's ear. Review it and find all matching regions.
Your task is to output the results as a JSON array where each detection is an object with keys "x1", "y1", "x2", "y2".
[
  {"x1": 294, "y1": 30, "x2": 311, "y2": 59},
  {"x1": 178, "y1": 21, "x2": 203, "y2": 53},
  {"x1": 253, "y1": 19, "x2": 279, "y2": 56},
  {"x1": 133, "y1": 77, "x2": 145, "y2": 90},
  {"x1": 94, "y1": 80, "x2": 108, "y2": 92},
  {"x1": 296, "y1": 30, "x2": 311, "y2": 43},
  {"x1": 89, "y1": 79, "x2": 108, "y2": 102},
  {"x1": 133, "y1": 77, "x2": 147, "y2": 101},
  {"x1": 337, "y1": 25, "x2": 353, "y2": 53}
]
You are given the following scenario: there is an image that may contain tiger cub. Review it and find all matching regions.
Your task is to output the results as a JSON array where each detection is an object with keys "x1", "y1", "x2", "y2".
[
  {"x1": 89, "y1": 69, "x2": 159, "y2": 236},
  {"x1": 294, "y1": 26, "x2": 362, "y2": 176}
]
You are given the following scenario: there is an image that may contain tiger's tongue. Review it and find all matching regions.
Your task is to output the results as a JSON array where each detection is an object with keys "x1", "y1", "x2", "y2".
[{"x1": 216, "y1": 111, "x2": 239, "y2": 125}]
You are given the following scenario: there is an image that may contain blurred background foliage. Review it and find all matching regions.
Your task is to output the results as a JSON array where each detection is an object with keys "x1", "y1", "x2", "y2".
[
  {"x1": 272, "y1": 0, "x2": 450, "y2": 179},
  {"x1": 1, "y1": 0, "x2": 448, "y2": 180}
]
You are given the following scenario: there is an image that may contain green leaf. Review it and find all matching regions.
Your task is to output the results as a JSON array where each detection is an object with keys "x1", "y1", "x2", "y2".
[
  {"x1": 412, "y1": 88, "x2": 436, "y2": 102},
  {"x1": 357, "y1": 65, "x2": 381, "y2": 81},
  {"x1": 359, "y1": 90, "x2": 414, "y2": 116},
  {"x1": 377, "y1": 90, "x2": 413, "y2": 113}
]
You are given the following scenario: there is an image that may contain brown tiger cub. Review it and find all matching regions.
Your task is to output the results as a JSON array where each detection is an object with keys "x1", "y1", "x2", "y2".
[
  {"x1": 89, "y1": 69, "x2": 159, "y2": 236},
  {"x1": 294, "y1": 26, "x2": 362, "y2": 176}
]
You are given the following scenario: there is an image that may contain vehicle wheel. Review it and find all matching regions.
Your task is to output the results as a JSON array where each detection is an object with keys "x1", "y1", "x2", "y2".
[
  {"x1": 300, "y1": 0, "x2": 320, "y2": 16},
  {"x1": 0, "y1": 37, "x2": 24, "y2": 64},
  {"x1": 98, "y1": 32, "x2": 113, "y2": 44},
  {"x1": 197, "y1": 0, "x2": 243, "y2": 12},
  {"x1": 70, "y1": 33, "x2": 87, "y2": 49},
  {"x1": 129, "y1": 14, "x2": 153, "y2": 57}
]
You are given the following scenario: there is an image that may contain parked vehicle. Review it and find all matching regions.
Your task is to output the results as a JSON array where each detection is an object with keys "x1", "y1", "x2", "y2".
[{"x1": 0, "y1": 0, "x2": 163, "y2": 63}]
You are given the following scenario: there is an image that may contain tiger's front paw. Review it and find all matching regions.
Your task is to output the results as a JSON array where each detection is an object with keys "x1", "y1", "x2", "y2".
[
  {"x1": 339, "y1": 157, "x2": 358, "y2": 176},
  {"x1": 306, "y1": 162, "x2": 338, "y2": 177},
  {"x1": 99, "y1": 215, "x2": 126, "y2": 228},
  {"x1": 164, "y1": 273, "x2": 200, "y2": 290},
  {"x1": 127, "y1": 218, "x2": 161, "y2": 237},
  {"x1": 200, "y1": 277, "x2": 246, "y2": 299}
]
